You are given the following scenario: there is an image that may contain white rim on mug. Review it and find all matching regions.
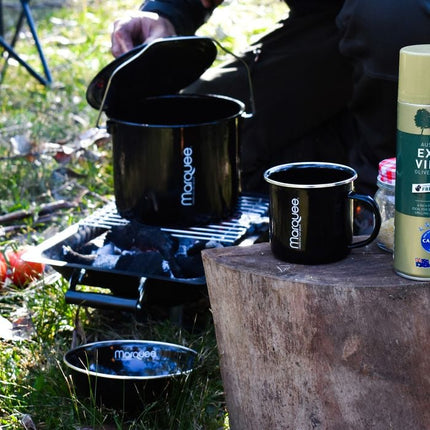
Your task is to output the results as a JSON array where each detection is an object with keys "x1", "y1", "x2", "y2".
[{"x1": 263, "y1": 162, "x2": 358, "y2": 189}]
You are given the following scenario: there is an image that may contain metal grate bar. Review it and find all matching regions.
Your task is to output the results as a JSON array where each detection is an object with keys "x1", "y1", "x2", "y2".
[
  {"x1": 80, "y1": 201, "x2": 128, "y2": 229},
  {"x1": 162, "y1": 227, "x2": 248, "y2": 243},
  {"x1": 79, "y1": 195, "x2": 268, "y2": 244}
]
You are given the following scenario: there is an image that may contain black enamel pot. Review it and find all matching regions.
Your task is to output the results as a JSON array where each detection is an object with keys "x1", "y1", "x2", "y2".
[
  {"x1": 87, "y1": 36, "x2": 247, "y2": 227},
  {"x1": 64, "y1": 340, "x2": 197, "y2": 412},
  {"x1": 108, "y1": 94, "x2": 244, "y2": 226}
]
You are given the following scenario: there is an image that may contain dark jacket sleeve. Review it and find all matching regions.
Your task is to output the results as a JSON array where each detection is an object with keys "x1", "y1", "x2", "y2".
[{"x1": 140, "y1": 0, "x2": 213, "y2": 35}]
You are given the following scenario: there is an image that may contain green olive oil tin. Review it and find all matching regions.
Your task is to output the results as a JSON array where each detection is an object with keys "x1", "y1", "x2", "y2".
[{"x1": 394, "y1": 45, "x2": 430, "y2": 279}]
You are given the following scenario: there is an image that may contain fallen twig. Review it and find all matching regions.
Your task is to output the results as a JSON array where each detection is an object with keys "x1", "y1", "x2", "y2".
[{"x1": 0, "y1": 200, "x2": 78, "y2": 224}]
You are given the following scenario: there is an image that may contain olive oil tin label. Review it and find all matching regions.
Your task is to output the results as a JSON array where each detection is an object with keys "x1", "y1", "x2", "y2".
[
  {"x1": 394, "y1": 102, "x2": 430, "y2": 279},
  {"x1": 394, "y1": 212, "x2": 430, "y2": 279}
]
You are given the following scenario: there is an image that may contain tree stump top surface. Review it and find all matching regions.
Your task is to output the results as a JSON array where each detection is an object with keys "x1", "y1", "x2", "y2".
[{"x1": 202, "y1": 241, "x2": 430, "y2": 289}]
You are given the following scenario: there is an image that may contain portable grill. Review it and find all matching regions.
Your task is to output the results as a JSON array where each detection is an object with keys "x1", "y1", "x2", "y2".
[{"x1": 25, "y1": 194, "x2": 269, "y2": 314}]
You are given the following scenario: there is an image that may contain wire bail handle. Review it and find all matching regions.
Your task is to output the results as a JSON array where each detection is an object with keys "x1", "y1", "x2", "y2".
[{"x1": 95, "y1": 36, "x2": 256, "y2": 127}]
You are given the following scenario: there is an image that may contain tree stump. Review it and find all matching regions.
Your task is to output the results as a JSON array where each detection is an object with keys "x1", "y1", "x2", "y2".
[{"x1": 202, "y1": 242, "x2": 430, "y2": 430}]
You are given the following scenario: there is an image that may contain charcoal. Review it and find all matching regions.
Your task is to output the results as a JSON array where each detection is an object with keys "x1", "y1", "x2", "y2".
[
  {"x1": 104, "y1": 223, "x2": 136, "y2": 249},
  {"x1": 185, "y1": 240, "x2": 208, "y2": 256},
  {"x1": 62, "y1": 245, "x2": 97, "y2": 265},
  {"x1": 96, "y1": 243, "x2": 120, "y2": 257},
  {"x1": 64, "y1": 225, "x2": 103, "y2": 250},
  {"x1": 105, "y1": 221, "x2": 178, "y2": 259},
  {"x1": 114, "y1": 250, "x2": 170, "y2": 277},
  {"x1": 185, "y1": 239, "x2": 223, "y2": 256},
  {"x1": 204, "y1": 240, "x2": 225, "y2": 250},
  {"x1": 92, "y1": 253, "x2": 120, "y2": 270},
  {"x1": 172, "y1": 254, "x2": 205, "y2": 279},
  {"x1": 76, "y1": 242, "x2": 99, "y2": 255},
  {"x1": 92, "y1": 244, "x2": 121, "y2": 270}
]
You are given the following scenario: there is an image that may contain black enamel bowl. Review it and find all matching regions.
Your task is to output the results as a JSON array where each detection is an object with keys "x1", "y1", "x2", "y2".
[{"x1": 64, "y1": 340, "x2": 197, "y2": 412}]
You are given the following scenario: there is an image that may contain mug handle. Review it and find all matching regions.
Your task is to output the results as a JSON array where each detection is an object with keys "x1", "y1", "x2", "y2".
[{"x1": 348, "y1": 191, "x2": 381, "y2": 249}]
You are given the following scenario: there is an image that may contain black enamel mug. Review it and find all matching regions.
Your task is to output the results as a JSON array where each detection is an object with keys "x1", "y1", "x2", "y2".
[{"x1": 264, "y1": 162, "x2": 381, "y2": 264}]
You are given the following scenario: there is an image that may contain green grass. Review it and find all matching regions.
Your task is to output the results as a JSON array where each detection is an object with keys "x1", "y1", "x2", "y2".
[{"x1": 0, "y1": 1, "x2": 288, "y2": 428}]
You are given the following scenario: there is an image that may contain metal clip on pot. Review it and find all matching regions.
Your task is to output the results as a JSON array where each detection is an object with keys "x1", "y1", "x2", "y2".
[
  {"x1": 95, "y1": 36, "x2": 256, "y2": 127},
  {"x1": 65, "y1": 268, "x2": 146, "y2": 313}
]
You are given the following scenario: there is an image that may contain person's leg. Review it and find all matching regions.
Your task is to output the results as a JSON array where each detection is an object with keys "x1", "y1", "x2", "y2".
[
  {"x1": 185, "y1": 8, "x2": 354, "y2": 193},
  {"x1": 337, "y1": 0, "x2": 430, "y2": 195}
]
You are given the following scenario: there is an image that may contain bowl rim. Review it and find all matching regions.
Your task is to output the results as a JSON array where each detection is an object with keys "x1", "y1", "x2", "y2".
[{"x1": 63, "y1": 339, "x2": 198, "y2": 381}]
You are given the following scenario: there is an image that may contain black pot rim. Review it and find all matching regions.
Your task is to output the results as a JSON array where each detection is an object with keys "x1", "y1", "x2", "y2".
[
  {"x1": 64, "y1": 339, "x2": 198, "y2": 381},
  {"x1": 106, "y1": 93, "x2": 245, "y2": 128}
]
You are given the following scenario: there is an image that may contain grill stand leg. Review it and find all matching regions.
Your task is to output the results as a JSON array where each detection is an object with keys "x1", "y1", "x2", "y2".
[{"x1": 168, "y1": 305, "x2": 184, "y2": 327}]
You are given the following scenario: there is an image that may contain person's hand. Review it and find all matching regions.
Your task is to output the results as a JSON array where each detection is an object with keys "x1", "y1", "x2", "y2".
[{"x1": 111, "y1": 11, "x2": 177, "y2": 57}]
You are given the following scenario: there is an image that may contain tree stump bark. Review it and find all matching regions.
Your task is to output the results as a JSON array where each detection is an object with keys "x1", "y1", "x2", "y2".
[{"x1": 202, "y1": 242, "x2": 430, "y2": 430}]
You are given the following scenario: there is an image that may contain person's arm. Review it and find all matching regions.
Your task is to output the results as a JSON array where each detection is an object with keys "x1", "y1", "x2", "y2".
[
  {"x1": 111, "y1": 0, "x2": 223, "y2": 57},
  {"x1": 140, "y1": 0, "x2": 216, "y2": 35}
]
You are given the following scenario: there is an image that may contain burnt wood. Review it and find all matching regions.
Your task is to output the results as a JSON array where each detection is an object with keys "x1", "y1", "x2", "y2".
[{"x1": 202, "y1": 242, "x2": 430, "y2": 430}]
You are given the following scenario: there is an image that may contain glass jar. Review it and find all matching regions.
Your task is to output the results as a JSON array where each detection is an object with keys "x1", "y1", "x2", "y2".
[{"x1": 374, "y1": 158, "x2": 396, "y2": 252}]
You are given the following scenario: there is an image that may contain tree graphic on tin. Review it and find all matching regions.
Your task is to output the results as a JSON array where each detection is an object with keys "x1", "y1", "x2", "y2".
[{"x1": 414, "y1": 108, "x2": 430, "y2": 134}]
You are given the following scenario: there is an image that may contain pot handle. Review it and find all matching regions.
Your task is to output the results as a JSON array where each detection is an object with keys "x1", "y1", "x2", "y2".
[
  {"x1": 95, "y1": 43, "x2": 154, "y2": 128},
  {"x1": 212, "y1": 39, "x2": 256, "y2": 118},
  {"x1": 95, "y1": 38, "x2": 256, "y2": 127},
  {"x1": 64, "y1": 268, "x2": 146, "y2": 313}
]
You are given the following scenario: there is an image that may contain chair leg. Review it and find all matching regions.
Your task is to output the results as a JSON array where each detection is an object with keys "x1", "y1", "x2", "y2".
[
  {"x1": 21, "y1": 0, "x2": 52, "y2": 84},
  {"x1": 0, "y1": 0, "x2": 52, "y2": 86},
  {"x1": 0, "y1": 8, "x2": 25, "y2": 82}
]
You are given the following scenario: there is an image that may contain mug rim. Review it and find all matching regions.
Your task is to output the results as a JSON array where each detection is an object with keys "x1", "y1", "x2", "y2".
[{"x1": 263, "y1": 162, "x2": 358, "y2": 189}]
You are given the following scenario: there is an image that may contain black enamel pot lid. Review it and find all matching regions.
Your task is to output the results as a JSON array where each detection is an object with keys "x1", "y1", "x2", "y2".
[{"x1": 86, "y1": 36, "x2": 218, "y2": 114}]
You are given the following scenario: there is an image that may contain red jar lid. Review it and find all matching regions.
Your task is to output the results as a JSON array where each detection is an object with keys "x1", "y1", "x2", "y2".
[{"x1": 377, "y1": 157, "x2": 396, "y2": 186}]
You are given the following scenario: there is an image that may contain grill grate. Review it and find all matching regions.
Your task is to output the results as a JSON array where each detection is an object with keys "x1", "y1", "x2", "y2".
[{"x1": 80, "y1": 195, "x2": 269, "y2": 245}]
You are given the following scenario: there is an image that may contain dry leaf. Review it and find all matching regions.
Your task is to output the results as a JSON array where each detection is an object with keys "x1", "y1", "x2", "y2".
[
  {"x1": 10, "y1": 135, "x2": 33, "y2": 155},
  {"x1": 0, "y1": 315, "x2": 14, "y2": 340},
  {"x1": 0, "y1": 308, "x2": 34, "y2": 341},
  {"x1": 21, "y1": 414, "x2": 37, "y2": 430}
]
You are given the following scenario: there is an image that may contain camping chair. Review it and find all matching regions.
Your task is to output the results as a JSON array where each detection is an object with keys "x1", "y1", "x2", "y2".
[{"x1": 0, "y1": 0, "x2": 52, "y2": 86}]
